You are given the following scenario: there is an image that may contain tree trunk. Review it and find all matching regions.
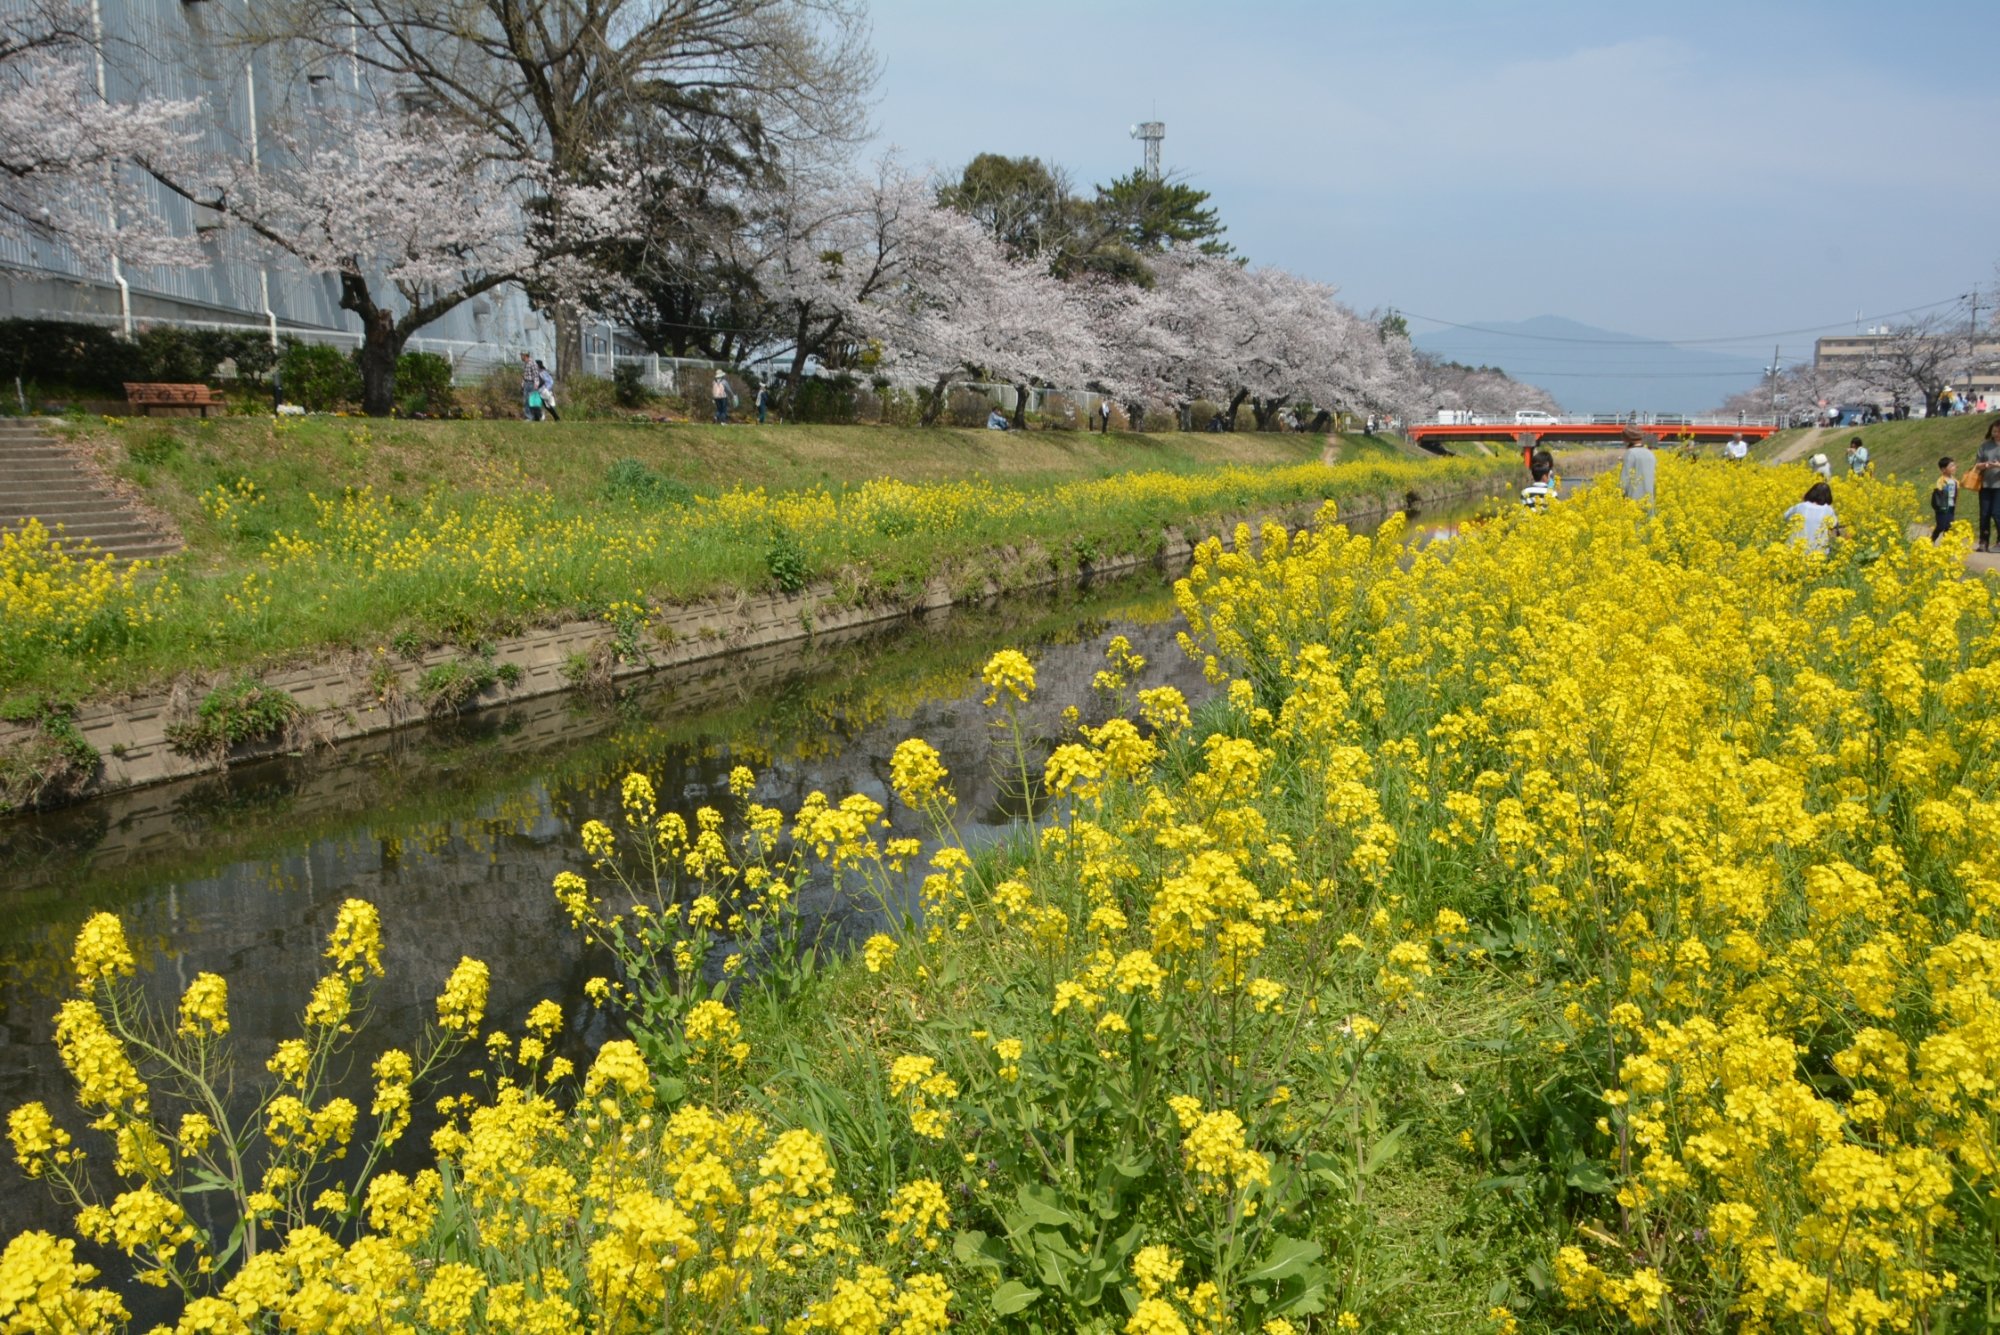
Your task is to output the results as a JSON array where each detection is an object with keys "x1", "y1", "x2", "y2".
[
  {"x1": 1130, "y1": 402, "x2": 1146, "y2": 432},
  {"x1": 1225, "y1": 389, "x2": 1249, "y2": 431},
  {"x1": 1011, "y1": 382, "x2": 1029, "y2": 430},
  {"x1": 1307, "y1": 409, "x2": 1333, "y2": 433},
  {"x1": 920, "y1": 373, "x2": 953, "y2": 427},
  {"x1": 358, "y1": 315, "x2": 400, "y2": 417},
  {"x1": 1251, "y1": 395, "x2": 1290, "y2": 431},
  {"x1": 552, "y1": 302, "x2": 585, "y2": 381},
  {"x1": 338, "y1": 271, "x2": 402, "y2": 417}
]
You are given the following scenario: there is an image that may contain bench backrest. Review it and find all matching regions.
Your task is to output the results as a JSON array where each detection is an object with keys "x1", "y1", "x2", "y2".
[{"x1": 124, "y1": 383, "x2": 220, "y2": 401}]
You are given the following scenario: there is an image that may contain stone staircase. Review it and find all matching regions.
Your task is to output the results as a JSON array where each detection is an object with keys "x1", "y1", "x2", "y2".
[{"x1": 0, "y1": 420, "x2": 181, "y2": 563}]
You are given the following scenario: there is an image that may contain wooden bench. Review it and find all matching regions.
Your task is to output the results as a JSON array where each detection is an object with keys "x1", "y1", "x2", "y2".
[{"x1": 123, "y1": 382, "x2": 228, "y2": 417}]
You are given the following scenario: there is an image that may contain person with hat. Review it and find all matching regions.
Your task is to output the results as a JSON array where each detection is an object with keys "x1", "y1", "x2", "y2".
[
  {"x1": 1618, "y1": 426, "x2": 1656, "y2": 511},
  {"x1": 1808, "y1": 452, "x2": 1832, "y2": 480}
]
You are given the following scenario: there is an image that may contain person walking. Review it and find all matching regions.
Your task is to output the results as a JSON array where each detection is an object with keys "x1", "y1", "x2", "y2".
[
  {"x1": 1845, "y1": 436, "x2": 1869, "y2": 475},
  {"x1": 535, "y1": 360, "x2": 560, "y2": 422},
  {"x1": 1618, "y1": 426, "x2": 1656, "y2": 511},
  {"x1": 755, "y1": 383, "x2": 770, "y2": 424},
  {"x1": 520, "y1": 352, "x2": 540, "y2": 421},
  {"x1": 1974, "y1": 419, "x2": 2000, "y2": 551},
  {"x1": 1782, "y1": 481, "x2": 1840, "y2": 553},
  {"x1": 1099, "y1": 398, "x2": 1113, "y2": 433},
  {"x1": 711, "y1": 370, "x2": 731, "y2": 424},
  {"x1": 1932, "y1": 457, "x2": 1959, "y2": 543}
]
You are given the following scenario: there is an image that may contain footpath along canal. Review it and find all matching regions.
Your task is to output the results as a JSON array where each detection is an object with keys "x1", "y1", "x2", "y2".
[{"x1": 0, "y1": 488, "x2": 1511, "y2": 1255}]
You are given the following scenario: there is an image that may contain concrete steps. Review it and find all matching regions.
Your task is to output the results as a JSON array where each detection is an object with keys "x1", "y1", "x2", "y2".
[{"x1": 0, "y1": 422, "x2": 181, "y2": 564}]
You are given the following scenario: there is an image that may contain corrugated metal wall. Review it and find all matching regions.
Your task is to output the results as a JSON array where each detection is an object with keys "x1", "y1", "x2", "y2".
[{"x1": 0, "y1": 0, "x2": 548, "y2": 363}]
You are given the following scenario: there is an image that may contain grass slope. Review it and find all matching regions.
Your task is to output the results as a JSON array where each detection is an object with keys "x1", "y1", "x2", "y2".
[
  {"x1": 72, "y1": 418, "x2": 1327, "y2": 552},
  {"x1": 8, "y1": 419, "x2": 1508, "y2": 704},
  {"x1": 1756, "y1": 412, "x2": 2000, "y2": 480}
]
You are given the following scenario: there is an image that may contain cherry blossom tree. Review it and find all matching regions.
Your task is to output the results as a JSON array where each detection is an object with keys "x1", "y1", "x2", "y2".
[
  {"x1": 147, "y1": 109, "x2": 638, "y2": 415},
  {"x1": 0, "y1": 0, "x2": 201, "y2": 268},
  {"x1": 747, "y1": 163, "x2": 935, "y2": 410},
  {"x1": 880, "y1": 205, "x2": 1098, "y2": 427}
]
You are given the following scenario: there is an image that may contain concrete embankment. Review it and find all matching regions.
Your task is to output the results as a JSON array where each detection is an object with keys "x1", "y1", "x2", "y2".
[{"x1": 0, "y1": 470, "x2": 1537, "y2": 812}]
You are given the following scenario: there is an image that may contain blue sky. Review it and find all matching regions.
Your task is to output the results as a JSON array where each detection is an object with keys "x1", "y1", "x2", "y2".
[{"x1": 866, "y1": 0, "x2": 2000, "y2": 374}]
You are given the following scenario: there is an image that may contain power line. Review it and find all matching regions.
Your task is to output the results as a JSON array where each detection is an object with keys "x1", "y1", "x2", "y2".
[{"x1": 1398, "y1": 296, "x2": 1967, "y2": 348}]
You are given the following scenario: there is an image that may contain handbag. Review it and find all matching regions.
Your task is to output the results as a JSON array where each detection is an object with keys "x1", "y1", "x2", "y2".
[{"x1": 528, "y1": 391, "x2": 543, "y2": 409}]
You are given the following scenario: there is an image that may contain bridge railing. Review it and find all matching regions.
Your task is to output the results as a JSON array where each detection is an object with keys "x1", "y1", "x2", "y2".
[{"x1": 1423, "y1": 414, "x2": 1780, "y2": 428}]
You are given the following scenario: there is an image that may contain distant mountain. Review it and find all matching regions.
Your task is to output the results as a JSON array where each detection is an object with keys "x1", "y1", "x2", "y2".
[{"x1": 1412, "y1": 315, "x2": 1767, "y2": 417}]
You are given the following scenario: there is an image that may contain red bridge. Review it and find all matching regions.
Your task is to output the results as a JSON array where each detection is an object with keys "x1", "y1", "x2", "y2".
[{"x1": 1408, "y1": 416, "x2": 1780, "y2": 449}]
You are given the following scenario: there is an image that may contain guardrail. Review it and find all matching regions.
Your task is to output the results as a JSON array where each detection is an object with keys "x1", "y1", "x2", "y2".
[{"x1": 1425, "y1": 413, "x2": 1780, "y2": 428}]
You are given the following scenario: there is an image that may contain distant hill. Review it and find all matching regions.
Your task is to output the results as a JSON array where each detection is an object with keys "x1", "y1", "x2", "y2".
[{"x1": 1412, "y1": 315, "x2": 1768, "y2": 417}]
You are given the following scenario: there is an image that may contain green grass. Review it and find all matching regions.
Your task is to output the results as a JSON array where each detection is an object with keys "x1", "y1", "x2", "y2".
[
  {"x1": 11, "y1": 418, "x2": 1511, "y2": 704},
  {"x1": 75, "y1": 417, "x2": 1330, "y2": 557},
  {"x1": 1754, "y1": 412, "x2": 2000, "y2": 479}
]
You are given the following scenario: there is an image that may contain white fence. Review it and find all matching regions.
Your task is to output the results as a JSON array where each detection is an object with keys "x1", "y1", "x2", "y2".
[{"x1": 20, "y1": 306, "x2": 524, "y2": 382}]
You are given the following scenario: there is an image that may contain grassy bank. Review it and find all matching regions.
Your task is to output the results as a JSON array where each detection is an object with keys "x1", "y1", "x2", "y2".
[
  {"x1": 5, "y1": 418, "x2": 1511, "y2": 705},
  {"x1": 18, "y1": 462, "x2": 1997, "y2": 1332},
  {"x1": 1756, "y1": 411, "x2": 1999, "y2": 478},
  {"x1": 68, "y1": 418, "x2": 1328, "y2": 548}
]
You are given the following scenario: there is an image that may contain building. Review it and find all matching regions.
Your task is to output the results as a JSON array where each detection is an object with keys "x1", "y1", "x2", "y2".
[
  {"x1": 1814, "y1": 329, "x2": 2000, "y2": 407},
  {"x1": 0, "y1": 0, "x2": 546, "y2": 378}
]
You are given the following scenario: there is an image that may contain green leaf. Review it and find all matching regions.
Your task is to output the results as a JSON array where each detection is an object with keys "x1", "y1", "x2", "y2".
[
  {"x1": 1243, "y1": 1236, "x2": 1323, "y2": 1285},
  {"x1": 953, "y1": 1229, "x2": 1006, "y2": 1273},
  {"x1": 1267, "y1": 1277, "x2": 1328, "y2": 1317},
  {"x1": 1361, "y1": 1120, "x2": 1411, "y2": 1175},
  {"x1": 1014, "y1": 1183, "x2": 1081, "y2": 1230},
  {"x1": 1564, "y1": 1160, "x2": 1614, "y2": 1194},
  {"x1": 991, "y1": 1281, "x2": 1042, "y2": 1316}
]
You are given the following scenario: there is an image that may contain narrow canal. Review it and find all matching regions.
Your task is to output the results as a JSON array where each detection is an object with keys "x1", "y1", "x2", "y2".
[{"x1": 0, "y1": 491, "x2": 1510, "y2": 1247}]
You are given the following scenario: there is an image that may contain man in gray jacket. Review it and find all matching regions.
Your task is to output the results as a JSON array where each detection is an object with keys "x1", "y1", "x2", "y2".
[{"x1": 1619, "y1": 426, "x2": 1656, "y2": 511}]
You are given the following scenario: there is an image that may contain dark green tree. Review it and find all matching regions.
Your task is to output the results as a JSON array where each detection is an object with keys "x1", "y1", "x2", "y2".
[
  {"x1": 1092, "y1": 170, "x2": 1230, "y2": 256},
  {"x1": 936, "y1": 154, "x2": 1079, "y2": 264}
]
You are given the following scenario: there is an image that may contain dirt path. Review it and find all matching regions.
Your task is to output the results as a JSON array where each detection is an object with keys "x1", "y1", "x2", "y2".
[{"x1": 1772, "y1": 426, "x2": 1830, "y2": 464}]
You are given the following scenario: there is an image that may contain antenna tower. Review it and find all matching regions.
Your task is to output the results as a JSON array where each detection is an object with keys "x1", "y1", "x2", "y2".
[{"x1": 1130, "y1": 121, "x2": 1165, "y2": 180}]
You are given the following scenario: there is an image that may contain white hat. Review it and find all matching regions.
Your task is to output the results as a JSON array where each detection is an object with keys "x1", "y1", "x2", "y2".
[{"x1": 1809, "y1": 453, "x2": 1828, "y2": 467}]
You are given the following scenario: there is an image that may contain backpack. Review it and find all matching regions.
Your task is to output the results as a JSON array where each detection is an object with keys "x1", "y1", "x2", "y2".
[{"x1": 1933, "y1": 478, "x2": 1954, "y2": 512}]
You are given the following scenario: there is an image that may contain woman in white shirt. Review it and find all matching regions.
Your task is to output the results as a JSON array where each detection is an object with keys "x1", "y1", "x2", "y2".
[{"x1": 1782, "y1": 481, "x2": 1839, "y2": 553}]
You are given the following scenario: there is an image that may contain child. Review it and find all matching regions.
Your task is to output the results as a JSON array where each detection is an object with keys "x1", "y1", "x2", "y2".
[{"x1": 1932, "y1": 456, "x2": 1958, "y2": 543}]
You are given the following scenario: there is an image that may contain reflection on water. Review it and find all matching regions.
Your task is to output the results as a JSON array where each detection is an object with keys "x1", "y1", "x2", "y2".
[
  {"x1": 0, "y1": 491, "x2": 1509, "y2": 1244},
  {"x1": 0, "y1": 572, "x2": 1215, "y2": 1238}
]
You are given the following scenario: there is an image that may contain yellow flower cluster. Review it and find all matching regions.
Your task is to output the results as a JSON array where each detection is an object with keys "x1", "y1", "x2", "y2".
[{"x1": 1175, "y1": 460, "x2": 2000, "y2": 1330}]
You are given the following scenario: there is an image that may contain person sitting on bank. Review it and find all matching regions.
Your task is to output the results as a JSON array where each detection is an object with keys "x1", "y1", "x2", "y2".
[
  {"x1": 1782, "y1": 481, "x2": 1840, "y2": 553},
  {"x1": 986, "y1": 408, "x2": 1010, "y2": 431}
]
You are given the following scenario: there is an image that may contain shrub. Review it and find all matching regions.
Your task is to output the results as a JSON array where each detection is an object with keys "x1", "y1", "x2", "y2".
[
  {"x1": 763, "y1": 527, "x2": 810, "y2": 592},
  {"x1": 790, "y1": 374, "x2": 859, "y2": 425},
  {"x1": 0, "y1": 319, "x2": 140, "y2": 394},
  {"x1": 277, "y1": 342, "x2": 362, "y2": 412},
  {"x1": 415, "y1": 658, "x2": 507, "y2": 715},
  {"x1": 556, "y1": 373, "x2": 619, "y2": 420},
  {"x1": 876, "y1": 385, "x2": 921, "y2": 428},
  {"x1": 164, "y1": 679, "x2": 301, "y2": 760},
  {"x1": 134, "y1": 326, "x2": 215, "y2": 383},
  {"x1": 946, "y1": 387, "x2": 991, "y2": 428},
  {"x1": 0, "y1": 697, "x2": 97, "y2": 811},
  {"x1": 603, "y1": 459, "x2": 694, "y2": 507},
  {"x1": 395, "y1": 351, "x2": 456, "y2": 416},
  {"x1": 613, "y1": 362, "x2": 652, "y2": 408}
]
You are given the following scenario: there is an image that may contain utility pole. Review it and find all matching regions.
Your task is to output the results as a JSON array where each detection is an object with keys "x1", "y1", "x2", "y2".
[{"x1": 1767, "y1": 345, "x2": 1781, "y2": 426}]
